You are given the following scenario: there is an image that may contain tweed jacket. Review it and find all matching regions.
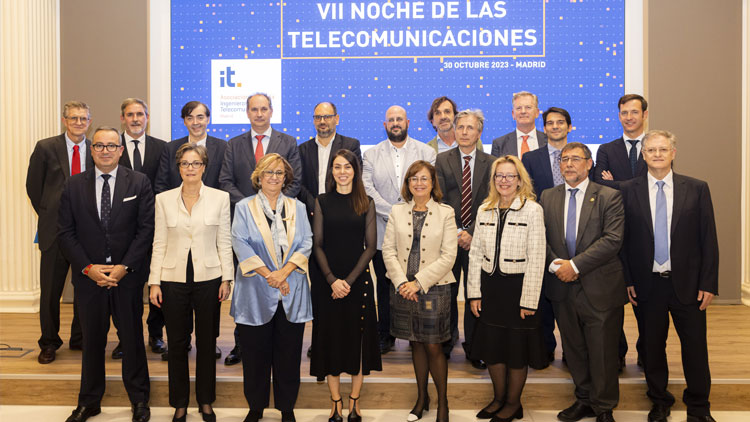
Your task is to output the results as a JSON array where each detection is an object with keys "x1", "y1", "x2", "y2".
[{"x1": 467, "y1": 196, "x2": 546, "y2": 310}]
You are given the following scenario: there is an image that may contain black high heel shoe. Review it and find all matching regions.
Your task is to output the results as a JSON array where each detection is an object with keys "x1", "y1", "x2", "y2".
[
  {"x1": 490, "y1": 405, "x2": 523, "y2": 422},
  {"x1": 199, "y1": 404, "x2": 216, "y2": 422},
  {"x1": 476, "y1": 398, "x2": 505, "y2": 419},
  {"x1": 172, "y1": 408, "x2": 187, "y2": 422},
  {"x1": 406, "y1": 395, "x2": 430, "y2": 421},
  {"x1": 329, "y1": 396, "x2": 343, "y2": 422},
  {"x1": 348, "y1": 395, "x2": 362, "y2": 422}
]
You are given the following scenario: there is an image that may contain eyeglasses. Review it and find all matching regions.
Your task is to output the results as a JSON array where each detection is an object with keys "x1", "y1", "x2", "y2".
[
  {"x1": 91, "y1": 143, "x2": 119, "y2": 152},
  {"x1": 313, "y1": 114, "x2": 336, "y2": 121},
  {"x1": 179, "y1": 161, "x2": 205, "y2": 169},
  {"x1": 408, "y1": 176, "x2": 430, "y2": 184},
  {"x1": 642, "y1": 147, "x2": 673, "y2": 155},
  {"x1": 185, "y1": 115, "x2": 207, "y2": 123},
  {"x1": 65, "y1": 116, "x2": 90, "y2": 123},
  {"x1": 263, "y1": 170, "x2": 285, "y2": 178},
  {"x1": 494, "y1": 173, "x2": 518, "y2": 181},
  {"x1": 559, "y1": 156, "x2": 586, "y2": 164}
]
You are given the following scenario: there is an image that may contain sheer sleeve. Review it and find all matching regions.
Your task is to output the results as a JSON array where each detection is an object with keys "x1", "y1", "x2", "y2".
[
  {"x1": 344, "y1": 198, "x2": 377, "y2": 285},
  {"x1": 312, "y1": 197, "x2": 337, "y2": 285}
]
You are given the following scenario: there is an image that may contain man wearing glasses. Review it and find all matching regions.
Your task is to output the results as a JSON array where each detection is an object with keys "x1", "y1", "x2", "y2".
[
  {"x1": 539, "y1": 142, "x2": 626, "y2": 422},
  {"x1": 490, "y1": 91, "x2": 547, "y2": 158},
  {"x1": 26, "y1": 100, "x2": 93, "y2": 364},
  {"x1": 363, "y1": 105, "x2": 436, "y2": 354}
]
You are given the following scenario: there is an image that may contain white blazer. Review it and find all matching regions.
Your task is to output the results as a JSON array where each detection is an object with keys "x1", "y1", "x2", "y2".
[{"x1": 148, "y1": 183, "x2": 234, "y2": 285}]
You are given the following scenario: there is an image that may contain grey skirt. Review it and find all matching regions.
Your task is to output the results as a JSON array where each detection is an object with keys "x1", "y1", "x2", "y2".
[{"x1": 389, "y1": 283, "x2": 452, "y2": 343}]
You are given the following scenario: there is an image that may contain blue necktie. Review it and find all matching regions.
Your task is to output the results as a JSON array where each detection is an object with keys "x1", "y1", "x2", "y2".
[
  {"x1": 627, "y1": 139, "x2": 638, "y2": 176},
  {"x1": 654, "y1": 181, "x2": 669, "y2": 264},
  {"x1": 566, "y1": 188, "x2": 579, "y2": 258},
  {"x1": 552, "y1": 149, "x2": 564, "y2": 186}
]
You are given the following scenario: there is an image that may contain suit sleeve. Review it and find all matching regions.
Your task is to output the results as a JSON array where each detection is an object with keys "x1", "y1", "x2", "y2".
[
  {"x1": 414, "y1": 207, "x2": 458, "y2": 292},
  {"x1": 698, "y1": 182, "x2": 719, "y2": 294},
  {"x1": 363, "y1": 150, "x2": 393, "y2": 219},
  {"x1": 381, "y1": 209, "x2": 407, "y2": 289},
  {"x1": 490, "y1": 137, "x2": 500, "y2": 157},
  {"x1": 57, "y1": 181, "x2": 92, "y2": 273},
  {"x1": 120, "y1": 177, "x2": 155, "y2": 271},
  {"x1": 25, "y1": 143, "x2": 46, "y2": 213},
  {"x1": 219, "y1": 142, "x2": 247, "y2": 205},
  {"x1": 570, "y1": 190, "x2": 624, "y2": 275},
  {"x1": 350, "y1": 138, "x2": 363, "y2": 164},
  {"x1": 593, "y1": 145, "x2": 620, "y2": 189},
  {"x1": 154, "y1": 145, "x2": 172, "y2": 195},
  {"x1": 231, "y1": 202, "x2": 265, "y2": 277},
  {"x1": 282, "y1": 141, "x2": 302, "y2": 198}
]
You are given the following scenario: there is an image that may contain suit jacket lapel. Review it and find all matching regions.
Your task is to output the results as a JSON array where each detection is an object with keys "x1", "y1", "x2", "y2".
[
  {"x1": 324, "y1": 134, "x2": 344, "y2": 189},
  {"x1": 449, "y1": 149, "x2": 463, "y2": 195},
  {"x1": 539, "y1": 145, "x2": 555, "y2": 187},
  {"x1": 144, "y1": 135, "x2": 159, "y2": 168},
  {"x1": 381, "y1": 142, "x2": 399, "y2": 192},
  {"x1": 472, "y1": 152, "x2": 490, "y2": 203},
  {"x1": 85, "y1": 170, "x2": 103, "y2": 230},
  {"x1": 634, "y1": 176, "x2": 654, "y2": 238},
  {"x1": 670, "y1": 174, "x2": 686, "y2": 235},
  {"x1": 309, "y1": 140, "x2": 320, "y2": 194},
  {"x1": 54, "y1": 135, "x2": 71, "y2": 179},
  {"x1": 108, "y1": 166, "x2": 127, "y2": 226},
  {"x1": 282, "y1": 197, "x2": 297, "y2": 264},
  {"x1": 85, "y1": 139, "x2": 94, "y2": 169},
  {"x1": 248, "y1": 196, "x2": 279, "y2": 269},
  {"x1": 550, "y1": 185, "x2": 566, "y2": 251},
  {"x1": 119, "y1": 134, "x2": 133, "y2": 169},
  {"x1": 576, "y1": 183, "x2": 598, "y2": 248},
  {"x1": 508, "y1": 132, "x2": 518, "y2": 156}
]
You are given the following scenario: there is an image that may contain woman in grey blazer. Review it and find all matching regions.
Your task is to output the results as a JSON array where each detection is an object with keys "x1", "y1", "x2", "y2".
[{"x1": 382, "y1": 161, "x2": 457, "y2": 422}]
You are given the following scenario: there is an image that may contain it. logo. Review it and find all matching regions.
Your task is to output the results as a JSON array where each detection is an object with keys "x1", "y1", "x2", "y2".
[{"x1": 219, "y1": 66, "x2": 241, "y2": 87}]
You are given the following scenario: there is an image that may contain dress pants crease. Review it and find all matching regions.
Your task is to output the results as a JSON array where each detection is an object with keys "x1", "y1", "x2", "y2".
[{"x1": 39, "y1": 242, "x2": 82, "y2": 349}]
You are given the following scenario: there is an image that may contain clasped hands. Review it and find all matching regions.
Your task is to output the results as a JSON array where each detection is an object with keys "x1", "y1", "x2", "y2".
[
  {"x1": 87, "y1": 264, "x2": 127, "y2": 288},
  {"x1": 331, "y1": 279, "x2": 350, "y2": 299},
  {"x1": 399, "y1": 281, "x2": 421, "y2": 302},
  {"x1": 553, "y1": 259, "x2": 579, "y2": 282},
  {"x1": 266, "y1": 269, "x2": 291, "y2": 296}
]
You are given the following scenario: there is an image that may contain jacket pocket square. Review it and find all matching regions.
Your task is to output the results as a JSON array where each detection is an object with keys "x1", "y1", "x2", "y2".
[{"x1": 123, "y1": 195, "x2": 137, "y2": 202}]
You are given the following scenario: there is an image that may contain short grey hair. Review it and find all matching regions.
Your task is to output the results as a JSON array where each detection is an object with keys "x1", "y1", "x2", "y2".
[
  {"x1": 454, "y1": 109, "x2": 485, "y2": 133},
  {"x1": 643, "y1": 130, "x2": 677, "y2": 149},
  {"x1": 512, "y1": 91, "x2": 539, "y2": 107}
]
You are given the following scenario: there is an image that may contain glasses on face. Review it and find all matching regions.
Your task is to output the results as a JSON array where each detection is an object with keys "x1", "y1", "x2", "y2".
[
  {"x1": 313, "y1": 114, "x2": 336, "y2": 121},
  {"x1": 643, "y1": 147, "x2": 672, "y2": 155},
  {"x1": 409, "y1": 176, "x2": 430, "y2": 184},
  {"x1": 66, "y1": 116, "x2": 90, "y2": 123},
  {"x1": 179, "y1": 161, "x2": 205, "y2": 169},
  {"x1": 263, "y1": 170, "x2": 285, "y2": 178},
  {"x1": 185, "y1": 115, "x2": 207, "y2": 123},
  {"x1": 559, "y1": 156, "x2": 586, "y2": 164},
  {"x1": 494, "y1": 173, "x2": 518, "y2": 181},
  {"x1": 92, "y1": 143, "x2": 119, "y2": 152}
]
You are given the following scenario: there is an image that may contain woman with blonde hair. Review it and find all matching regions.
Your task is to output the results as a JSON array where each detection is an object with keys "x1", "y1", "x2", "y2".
[{"x1": 467, "y1": 155, "x2": 547, "y2": 422}]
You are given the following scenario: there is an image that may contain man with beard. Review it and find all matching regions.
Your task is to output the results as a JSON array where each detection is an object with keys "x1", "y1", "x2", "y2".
[
  {"x1": 426, "y1": 96, "x2": 483, "y2": 154},
  {"x1": 491, "y1": 91, "x2": 547, "y2": 158},
  {"x1": 363, "y1": 105, "x2": 436, "y2": 354}
]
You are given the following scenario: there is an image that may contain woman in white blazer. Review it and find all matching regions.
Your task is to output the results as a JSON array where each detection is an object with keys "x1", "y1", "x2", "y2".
[
  {"x1": 148, "y1": 143, "x2": 233, "y2": 422},
  {"x1": 466, "y1": 155, "x2": 547, "y2": 422},
  {"x1": 382, "y1": 160, "x2": 457, "y2": 422}
]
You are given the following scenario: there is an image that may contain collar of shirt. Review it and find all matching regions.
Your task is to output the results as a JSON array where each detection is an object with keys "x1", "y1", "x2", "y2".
[
  {"x1": 124, "y1": 132, "x2": 146, "y2": 144},
  {"x1": 315, "y1": 132, "x2": 336, "y2": 149},
  {"x1": 622, "y1": 132, "x2": 645, "y2": 143},
  {"x1": 647, "y1": 169, "x2": 673, "y2": 189},
  {"x1": 251, "y1": 127, "x2": 273, "y2": 139},
  {"x1": 94, "y1": 165, "x2": 119, "y2": 181},
  {"x1": 516, "y1": 127, "x2": 537, "y2": 140},
  {"x1": 548, "y1": 143, "x2": 562, "y2": 156},
  {"x1": 564, "y1": 177, "x2": 589, "y2": 195},
  {"x1": 389, "y1": 137, "x2": 410, "y2": 151},
  {"x1": 460, "y1": 147, "x2": 477, "y2": 161},
  {"x1": 436, "y1": 133, "x2": 457, "y2": 151},
  {"x1": 190, "y1": 135, "x2": 208, "y2": 147},
  {"x1": 65, "y1": 132, "x2": 85, "y2": 150}
]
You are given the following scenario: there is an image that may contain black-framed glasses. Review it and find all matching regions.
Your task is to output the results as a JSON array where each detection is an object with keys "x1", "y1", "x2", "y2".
[
  {"x1": 494, "y1": 173, "x2": 518, "y2": 181},
  {"x1": 559, "y1": 156, "x2": 586, "y2": 164},
  {"x1": 313, "y1": 114, "x2": 336, "y2": 121},
  {"x1": 263, "y1": 170, "x2": 285, "y2": 178},
  {"x1": 91, "y1": 143, "x2": 119, "y2": 152},
  {"x1": 178, "y1": 161, "x2": 205, "y2": 169}
]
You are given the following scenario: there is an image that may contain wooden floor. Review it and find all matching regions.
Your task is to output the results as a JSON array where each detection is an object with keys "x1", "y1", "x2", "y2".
[{"x1": 2, "y1": 303, "x2": 749, "y2": 410}]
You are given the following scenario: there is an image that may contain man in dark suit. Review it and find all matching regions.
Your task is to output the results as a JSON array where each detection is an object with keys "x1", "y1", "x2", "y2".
[
  {"x1": 58, "y1": 126, "x2": 153, "y2": 422},
  {"x1": 435, "y1": 109, "x2": 492, "y2": 367},
  {"x1": 595, "y1": 93, "x2": 650, "y2": 370},
  {"x1": 539, "y1": 142, "x2": 626, "y2": 422},
  {"x1": 620, "y1": 130, "x2": 718, "y2": 422},
  {"x1": 426, "y1": 96, "x2": 485, "y2": 154},
  {"x1": 490, "y1": 91, "x2": 547, "y2": 158},
  {"x1": 154, "y1": 101, "x2": 227, "y2": 194},
  {"x1": 117, "y1": 98, "x2": 167, "y2": 359},
  {"x1": 521, "y1": 106, "x2": 573, "y2": 361},
  {"x1": 219, "y1": 92, "x2": 302, "y2": 365},
  {"x1": 26, "y1": 100, "x2": 93, "y2": 364}
]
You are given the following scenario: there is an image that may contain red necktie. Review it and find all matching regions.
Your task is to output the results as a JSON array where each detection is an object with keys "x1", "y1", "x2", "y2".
[
  {"x1": 254, "y1": 135, "x2": 265, "y2": 163},
  {"x1": 71, "y1": 145, "x2": 81, "y2": 175},
  {"x1": 520, "y1": 135, "x2": 530, "y2": 158},
  {"x1": 460, "y1": 155, "x2": 472, "y2": 229}
]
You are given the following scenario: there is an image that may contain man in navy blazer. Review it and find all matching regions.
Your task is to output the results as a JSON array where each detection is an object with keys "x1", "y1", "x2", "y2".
[
  {"x1": 154, "y1": 101, "x2": 227, "y2": 194},
  {"x1": 26, "y1": 101, "x2": 93, "y2": 364},
  {"x1": 490, "y1": 91, "x2": 547, "y2": 158},
  {"x1": 220, "y1": 93, "x2": 302, "y2": 207},
  {"x1": 620, "y1": 130, "x2": 718, "y2": 422},
  {"x1": 58, "y1": 127, "x2": 154, "y2": 422}
]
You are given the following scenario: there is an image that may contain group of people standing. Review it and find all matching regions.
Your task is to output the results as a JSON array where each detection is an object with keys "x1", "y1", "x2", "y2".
[{"x1": 25, "y1": 91, "x2": 718, "y2": 422}]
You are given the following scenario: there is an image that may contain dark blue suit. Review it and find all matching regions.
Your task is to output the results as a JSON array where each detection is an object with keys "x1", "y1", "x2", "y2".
[
  {"x1": 154, "y1": 135, "x2": 227, "y2": 194},
  {"x1": 594, "y1": 137, "x2": 647, "y2": 190},
  {"x1": 521, "y1": 144, "x2": 556, "y2": 199}
]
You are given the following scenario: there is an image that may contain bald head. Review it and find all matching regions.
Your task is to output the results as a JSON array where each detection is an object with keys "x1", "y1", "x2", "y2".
[{"x1": 384, "y1": 105, "x2": 409, "y2": 143}]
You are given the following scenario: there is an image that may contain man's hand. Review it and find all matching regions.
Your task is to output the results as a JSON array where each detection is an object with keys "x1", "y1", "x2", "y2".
[
  {"x1": 108, "y1": 264, "x2": 128, "y2": 282},
  {"x1": 331, "y1": 279, "x2": 351, "y2": 299},
  {"x1": 87, "y1": 264, "x2": 117, "y2": 287},
  {"x1": 698, "y1": 290, "x2": 715, "y2": 311},
  {"x1": 470, "y1": 299, "x2": 481, "y2": 318},
  {"x1": 601, "y1": 170, "x2": 614, "y2": 181},
  {"x1": 627, "y1": 286, "x2": 638, "y2": 306},
  {"x1": 520, "y1": 309, "x2": 535, "y2": 319},
  {"x1": 149, "y1": 285, "x2": 162, "y2": 307},
  {"x1": 554, "y1": 259, "x2": 579, "y2": 282},
  {"x1": 457, "y1": 231, "x2": 473, "y2": 251}
]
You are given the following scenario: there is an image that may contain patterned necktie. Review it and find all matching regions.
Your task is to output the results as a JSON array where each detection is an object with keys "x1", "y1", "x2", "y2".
[
  {"x1": 654, "y1": 181, "x2": 669, "y2": 264},
  {"x1": 566, "y1": 188, "x2": 579, "y2": 258},
  {"x1": 101, "y1": 174, "x2": 112, "y2": 260},
  {"x1": 520, "y1": 135, "x2": 530, "y2": 158},
  {"x1": 627, "y1": 139, "x2": 638, "y2": 176},
  {"x1": 132, "y1": 140, "x2": 143, "y2": 172},
  {"x1": 71, "y1": 145, "x2": 81, "y2": 175},
  {"x1": 460, "y1": 155, "x2": 472, "y2": 229},
  {"x1": 552, "y1": 149, "x2": 564, "y2": 186},
  {"x1": 254, "y1": 135, "x2": 265, "y2": 164}
]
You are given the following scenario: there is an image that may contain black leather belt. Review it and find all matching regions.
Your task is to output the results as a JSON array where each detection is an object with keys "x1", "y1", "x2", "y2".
[{"x1": 653, "y1": 271, "x2": 672, "y2": 278}]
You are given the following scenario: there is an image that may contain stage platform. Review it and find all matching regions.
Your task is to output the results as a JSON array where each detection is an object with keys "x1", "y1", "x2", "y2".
[{"x1": 2, "y1": 303, "x2": 749, "y2": 411}]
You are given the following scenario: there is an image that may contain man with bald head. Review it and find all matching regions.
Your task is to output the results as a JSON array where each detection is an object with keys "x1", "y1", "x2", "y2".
[{"x1": 363, "y1": 105, "x2": 436, "y2": 354}]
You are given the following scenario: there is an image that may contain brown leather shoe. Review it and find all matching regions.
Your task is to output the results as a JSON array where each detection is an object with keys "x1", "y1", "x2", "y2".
[{"x1": 38, "y1": 348, "x2": 55, "y2": 364}]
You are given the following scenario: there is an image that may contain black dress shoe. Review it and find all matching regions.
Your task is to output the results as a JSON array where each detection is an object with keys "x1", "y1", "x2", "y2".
[
  {"x1": 215, "y1": 345, "x2": 222, "y2": 359},
  {"x1": 596, "y1": 411, "x2": 615, "y2": 422},
  {"x1": 38, "y1": 348, "x2": 56, "y2": 364},
  {"x1": 307, "y1": 345, "x2": 312, "y2": 358},
  {"x1": 225, "y1": 346, "x2": 241, "y2": 365},
  {"x1": 469, "y1": 359, "x2": 487, "y2": 370},
  {"x1": 243, "y1": 410, "x2": 263, "y2": 422},
  {"x1": 647, "y1": 404, "x2": 670, "y2": 422},
  {"x1": 199, "y1": 405, "x2": 216, "y2": 422},
  {"x1": 112, "y1": 343, "x2": 123, "y2": 360},
  {"x1": 476, "y1": 398, "x2": 504, "y2": 419},
  {"x1": 557, "y1": 401, "x2": 596, "y2": 422},
  {"x1": 490, "y1": 405, "x2": 523, "y2": 422},
  {"x1": 686, "y1": 414, "x2": 716, "y2": 422},
  {"x1": 132, "y1": 402, "x2": 150, "y2": 422},
  {"x1": 66, "y1": 406, "x2": 101, "y2": 422},
  {"x1": 161, "y1": 349, "x2": 169, "y2": 361},
  {"x1": 281, "y1": 410, "x2": 297, "y2": 422},
  {"x1": 148, "y1": 336, "x2": 167, "y2": 354}
]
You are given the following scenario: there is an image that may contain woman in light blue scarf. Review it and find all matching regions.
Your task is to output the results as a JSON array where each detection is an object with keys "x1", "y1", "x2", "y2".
[{"x1": 230, "y1": 153, "x2": 312, "y2": 422}]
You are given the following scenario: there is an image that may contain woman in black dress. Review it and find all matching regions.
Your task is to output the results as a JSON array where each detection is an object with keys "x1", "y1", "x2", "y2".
[
  {"x1": 310, "y1": 149, "x2": 381, "y2": 422},
  {"x1": 467, "y1": 155, "x2": 547, "y2": 422}
]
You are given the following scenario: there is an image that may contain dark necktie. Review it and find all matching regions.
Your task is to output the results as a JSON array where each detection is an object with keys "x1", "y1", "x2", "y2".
[
  {"x1": 255, "y1": 135, "x2": 265, "y2": 163},
  {"x1": 552, "y1": 149, "x2": 564, "y2": 186},
  {"x1": 460, "y1": 155, "x2": 472, "y2": 229},
  {"x1": 566, "y1": 188, "x2": 579, "y2": 258},
  {"x1": 132, "y1": 140, "x2": 143, "y2": 172},
  {"x1": 101, "y1": 174, "x2": 112, "y2": 260},
  {"x1": 71, "y1": 145, "x2": 81, "y2": 175},
  {"x1": 627, "y1": 139, "x2": 638, "y2": 176}
]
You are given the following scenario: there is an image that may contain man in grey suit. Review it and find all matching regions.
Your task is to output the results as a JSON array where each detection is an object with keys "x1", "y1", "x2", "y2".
[
  {"x1": 490, "y1": 91, "x2": 547, "y2": 158},
  {"x1": 363, "y1": 105, "x2": 436, "y2": 354},
  {"x1": 435, "y1": 109, "x2": 493, "y2": 367},
  {"x1": 426, "y1": 96, "x2": 484, "y2": 154},
  {"x1": 539, "y1": 142, "x2": 626, "y2": 422}
]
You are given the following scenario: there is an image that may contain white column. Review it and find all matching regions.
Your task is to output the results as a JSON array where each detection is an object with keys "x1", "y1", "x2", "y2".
[{"x1": 0, "y1": 0, "x2": 60, "y2": 312}]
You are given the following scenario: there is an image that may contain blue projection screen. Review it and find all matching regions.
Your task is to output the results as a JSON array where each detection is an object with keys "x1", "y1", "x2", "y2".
[{"x1": 170, "y1": 1, "x2": 626, "y2": 146}]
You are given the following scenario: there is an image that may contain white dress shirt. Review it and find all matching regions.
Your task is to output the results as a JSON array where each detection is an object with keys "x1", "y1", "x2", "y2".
[
  {"x1": 190, "y1": 135, "x2": 208, "y2": 147},
  {"x1": 65, "y1": 132, "x2": 87, "y2": 174},
  {"x1": 124, "y1": 132, "x2": 146, "y2": 166},
  {"x1": 94, "y1": 166, "x2": 118, "y2": 218},
  {"x1": 251, "y1": 127, "x2": 273, "y2": 155},
  {"x1": 436, "y1": 134, "x2": 457, "y2": 153},
  {"x1": 390, "y1": 140, "x2": 407, "y2": 188},
  {"x1": 549, "y1": 177, "x2": 589, "y2": 274},
  {"x1": 648, "y1": 170, "x2": 673, "y2": 272},
  {"x1": 516, "y1": 127, "x2": 540, "y2": 153},
  {"x1": 315, "y1": 133, "x2": 335, "y2": 194},
  {"x1": 622, "y1": 132, "x2": 644, "y2": 157}
]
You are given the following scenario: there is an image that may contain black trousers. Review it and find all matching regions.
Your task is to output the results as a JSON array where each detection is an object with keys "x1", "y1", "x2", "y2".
[
  {"x1": 373, "y1": 250, "x2": 395, "y2": 343},
  {"x1": 639, "y1": 274, "x2": 711, "y2": 417},
  {"x1": 538, "y1": 283, "x2": 557, "y2": 355},
  {"x1": 161, "y1": 273, "x2": 221, "y2": 408},
  {"x1": 449, "y1": 248, "x2": 471, "y2": 356},
  {"x1": 38, "y1": 241, "x2": 82, "y2": 349},
  {"x1": 238, "y1": 303, "x2": 305, "y2": 412},
  {"x1": 552, "y1": 283, "x2": 623, "y2": 414},
  {"x1": 75, "y1": 280, "x2": 150, "y2": 407}
]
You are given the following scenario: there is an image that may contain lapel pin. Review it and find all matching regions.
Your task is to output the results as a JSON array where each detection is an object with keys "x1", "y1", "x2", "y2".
[{"x1": 589, "y1": 197, "x2": 595, "y2": 202}]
